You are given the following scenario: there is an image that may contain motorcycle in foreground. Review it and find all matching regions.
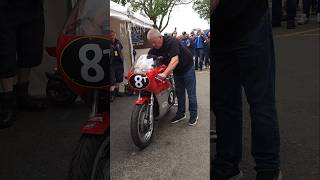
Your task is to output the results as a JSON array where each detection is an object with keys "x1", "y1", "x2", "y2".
[
  {"x1": 45, "y1": 0, "x2": 110, "y2": 179},
  {"x1": 127, "y1": 55, "x2": 176, "y2": 149}
]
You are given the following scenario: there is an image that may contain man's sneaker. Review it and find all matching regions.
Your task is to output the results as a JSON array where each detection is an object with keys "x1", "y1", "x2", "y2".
[
  {"x1": 188, "y1": 116, "x2": 198, "y2": 126},
  {"x1": 0, "y1": 91, "x2": 17, "y2": 129},
  {"x1": 211, "y1": 162, "x2": 243, "y2": 180},
  {"x1": 256, "y1": 170, "x2": 282, "y2": 180},
  {"x1": 171, "y1": 114, "x2": 186, "y2": 123},
  {"x1": 297, "y1": 13, "x2": 308, "y2": 25}
]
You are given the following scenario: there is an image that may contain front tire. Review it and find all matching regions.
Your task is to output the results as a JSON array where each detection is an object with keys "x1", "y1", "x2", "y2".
[
  {"x1": 68, "y1": 133, "x2": 109, "y2": 180},
  {"x1": 131, "y1": 103, "x2": 154, "y2": 149}
]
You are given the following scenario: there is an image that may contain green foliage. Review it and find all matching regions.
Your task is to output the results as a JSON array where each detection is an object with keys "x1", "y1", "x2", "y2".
[{"x1": 192, "y1": 0, "x2": 210, "y2": 22}]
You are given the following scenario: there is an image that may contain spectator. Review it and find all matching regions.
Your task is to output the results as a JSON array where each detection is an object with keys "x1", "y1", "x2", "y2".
[
  {"x1": 189, "y1": 31, "x2": 196, "y2": 58},
  {"x1": 0, "y1": 0, "x2": 47, "y2": 128},
  {"x1": 110, "y1": 30, "x2": 124, "y2": 102},
  {"x1": 180, "y1": 31, "x2": 193, "y2": 54},
  {"x1": 297, "y1": 0, "x2": 312, "y2": 24},
  {"x1": 194, "y1": 29, "x2": 206, "y2": 71},
  {"x1": 212, "y1": 0, "x2": 282, "y2": 179},
  {"x1": 273, "y1": 0, "x2": 298, "y2": 29},
  {"x1": 204, "y1": 31, "x2": 210, "y2": 69}
]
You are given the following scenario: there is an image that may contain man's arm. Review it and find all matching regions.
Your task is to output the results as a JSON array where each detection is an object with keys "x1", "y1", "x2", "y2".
[{"x1": 158, "y1": 55, "x2": 179, "y2": 78}]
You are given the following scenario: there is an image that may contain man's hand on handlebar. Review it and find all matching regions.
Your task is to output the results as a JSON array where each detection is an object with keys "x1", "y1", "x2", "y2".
[{"x1": 157, "y1": 73, "x2": 167, "y2": 80}]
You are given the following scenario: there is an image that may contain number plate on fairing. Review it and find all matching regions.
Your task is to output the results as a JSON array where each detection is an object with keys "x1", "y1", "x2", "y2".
[
  {"x1": 60, "y1": 37, "x2": 110, "y2": 88},
  {"x1": 129, "y1": 74, "x2": 150, "y2": 90}
]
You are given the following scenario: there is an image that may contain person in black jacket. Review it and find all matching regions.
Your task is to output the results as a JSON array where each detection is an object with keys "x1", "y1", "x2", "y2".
[
  {"x1": 0, "y1": 0, "x2": 46, "y2": 128},
  {"x1": 109, "y1": 30, "x2": 124, "y2": 102},
  {"x1": 211, "y1": 1, "x2": 282, "y2": 180},
  {"x1": 147, "y1": 28, "x2": 198, "y2": 126}
]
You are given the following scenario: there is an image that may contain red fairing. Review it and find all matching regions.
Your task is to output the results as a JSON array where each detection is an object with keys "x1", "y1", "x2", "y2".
[
  {"x1": 135, "y1": 96, "x2": 150, "y2": 105},
  {"x1": 80, "y1": 112, "x2": 109, "y2": 135},
  {"x1": 128, "y1": 65, "x2": 172, "y2": 94}
]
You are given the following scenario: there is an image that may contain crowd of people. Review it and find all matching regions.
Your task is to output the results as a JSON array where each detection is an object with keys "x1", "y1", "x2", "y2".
[
  {"x1": 167, "y1": 28, "x2": 211, "y2": 71},
  {"x1": 272, "y1": 0, "x2": 320, "y2": 29}
]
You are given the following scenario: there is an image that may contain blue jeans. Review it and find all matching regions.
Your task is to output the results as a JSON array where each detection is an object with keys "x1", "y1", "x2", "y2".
[
  {"x1": 212, "y1": 11, "x2": 280, "y2": 171},
  {"x1": 194, "y1": 48, "x2": 204, "y2": 70},
  {"x1": 174, "y1": 66, "x2": 198, "y2": 118}
]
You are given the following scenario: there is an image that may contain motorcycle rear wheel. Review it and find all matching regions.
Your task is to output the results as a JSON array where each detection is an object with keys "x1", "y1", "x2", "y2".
[
  {"x1": 131, "y1": 103, "x2": 154, "y2": 149},
  {"x1": 68, "y1": 133, "x2": 109, "y2": 180}
]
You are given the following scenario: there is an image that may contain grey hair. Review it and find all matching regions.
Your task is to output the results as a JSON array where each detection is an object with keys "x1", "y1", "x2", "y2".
[{"x1": 147, "y1": 28, "x2": 162, "y2": 40}]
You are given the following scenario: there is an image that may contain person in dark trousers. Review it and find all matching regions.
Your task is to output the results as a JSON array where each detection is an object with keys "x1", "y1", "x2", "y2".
[
  {"x1": 147, "y1": 28, "x2": 198, "y2": 126},
  {"x1": 194, "y1": 29, "x2": 206, "y2": 71},
  {"x1": 204, "y1": 31, "x2": 210, "y2": 69},
  {"x1": 211, "y1": 0, "x2": 282, "y2": 180},
  {"x1": 272, "y1": 0, "x2": 298, "y2": 29},
  {"x1": 0, "y1": 0, "x2": 47, "y2": 128},
  {"x1": 109, "y1": 30, "x2": 124, "y2": 102}
]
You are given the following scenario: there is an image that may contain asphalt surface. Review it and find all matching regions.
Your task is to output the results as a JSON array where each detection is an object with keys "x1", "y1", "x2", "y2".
[
  {"x1": 110, "y1": 70, "x2": 210, "y2": 180},
  {"x1": 211, "y1": 22, "x2": 320, "y2": 180},
  {"x1": 0, "y1": 22, "x2": 319, "y2": 180}
]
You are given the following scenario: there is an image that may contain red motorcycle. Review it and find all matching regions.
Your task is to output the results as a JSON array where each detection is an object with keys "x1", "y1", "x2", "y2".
[
  {"x1": 45, "y1": 0, "x2": 109, "y2": 179},
  {"x1": 127, "y1": 55, "x2": 176, "y2": 149}
]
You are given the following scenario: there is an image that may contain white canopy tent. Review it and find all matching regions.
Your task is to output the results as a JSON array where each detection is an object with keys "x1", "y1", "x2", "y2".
[{"x1": 110, "y1": 1, "x2": 153, "y2": 78}]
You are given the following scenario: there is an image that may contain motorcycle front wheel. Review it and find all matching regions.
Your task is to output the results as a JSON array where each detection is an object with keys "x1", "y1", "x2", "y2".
[
  {"x1": 68, "y1": 133, "x2": 109, "y2": 180},
  {"x1": 131, "y1": 103, "x2": 154, "y2": 149}
]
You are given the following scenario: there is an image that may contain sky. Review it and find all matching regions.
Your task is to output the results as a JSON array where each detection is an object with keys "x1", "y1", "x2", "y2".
[{"x1": 162, "y1": 3, "x2": 210, "y2": 35}]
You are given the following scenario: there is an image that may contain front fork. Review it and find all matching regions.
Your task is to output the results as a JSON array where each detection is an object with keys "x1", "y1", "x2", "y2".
[
  {"x1": 138, "y1": 91, "x2": 154, "y2": 126},
  {"x1": 81, "y1": 90, "x2": 109, "y2": 135}
]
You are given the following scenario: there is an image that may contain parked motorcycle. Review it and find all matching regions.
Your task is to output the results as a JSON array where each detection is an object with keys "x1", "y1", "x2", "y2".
[
  {"x1": 127, "y1": 54, "x2": 176, "y2": 149},
  {"x1": 45, "y1": 0, "x2": 110, "y2": 179}
]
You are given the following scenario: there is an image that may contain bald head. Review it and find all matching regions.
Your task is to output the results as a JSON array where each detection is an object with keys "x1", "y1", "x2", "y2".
[{"x1": 147, "y1": 28, "x2": 163, "y2": 49}]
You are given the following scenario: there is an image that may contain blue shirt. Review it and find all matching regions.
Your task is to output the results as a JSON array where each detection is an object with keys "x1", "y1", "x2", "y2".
[{"x1": 194, "y1": 35, "x2": 205, "y2": 49}]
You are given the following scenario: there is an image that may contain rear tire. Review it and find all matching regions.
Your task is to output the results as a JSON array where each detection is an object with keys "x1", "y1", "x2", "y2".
[{"x1": 68, "y1": 133, "x2": 109, "y2": 180}]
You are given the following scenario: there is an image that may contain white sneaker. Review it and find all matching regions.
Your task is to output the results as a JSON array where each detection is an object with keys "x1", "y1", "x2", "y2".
[{"x1": 297, "y1": 13, "x2": 308, "y2": 25}]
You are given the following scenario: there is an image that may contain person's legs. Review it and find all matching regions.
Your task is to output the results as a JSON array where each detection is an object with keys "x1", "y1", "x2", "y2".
[
  {"x1": 211, "y1": 46, "x2": 243, "y2": 177},
  {"x1": 183, "y1": 67, "x2": 197, "y2": 119},
  {"x1": 287, "y1": 0, "x2": 298, "y2": 28},
  {"x1": 199, "y1": 48, "x2": 204, "y2": 71},
  {"x1": 114, "y1": 64, "x2": 124, "y2": 96},
  {"x1": 203, "y1": 46, "x2": 209, "y2": 68},
  {"x1": 272, "y1": 0, "x2": 283, "y2": 26},
  {"x1": 194, "y1": 48, "x2": 199, "y2": 70},
  {"x1": 0, "y1": 14, "x2": 18, "y2": 128},
  {"x1": 237, "y1": 11, "x2": 280, "y2": 172},
  {"x1": 173, "y1": 74, "x2": 186, "y2": 117},
  {"x1": 15, "y1": 16, "x2": 47, "y2": 111}
]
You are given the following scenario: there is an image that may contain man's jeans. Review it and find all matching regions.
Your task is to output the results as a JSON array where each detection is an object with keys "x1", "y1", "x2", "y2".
[
  {"x1": 212, "y1": 11, "x2": 280, "y2": 171},
  {"x1": 194, "y1": 48, "x2": 204, "y2": 70},
  {"x1": 174, "y1": 66, "x2": 198, "y2": 118}
]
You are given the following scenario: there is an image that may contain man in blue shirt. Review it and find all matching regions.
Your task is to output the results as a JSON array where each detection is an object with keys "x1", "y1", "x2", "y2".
[{"x1": 194, "y1": 29, "x2": 206, "y2": 71}]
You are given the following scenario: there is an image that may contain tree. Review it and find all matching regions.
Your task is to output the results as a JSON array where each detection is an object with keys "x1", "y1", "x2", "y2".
[
  {"x1": 130, "y1": 0, "x2": 192, "y2": 32},
  {"x1": 112, "y1": 0, "x2": 129, "y2": 6},
  {"x1": 192, "y1": 0, "x2": 210, "y2": 22}
]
